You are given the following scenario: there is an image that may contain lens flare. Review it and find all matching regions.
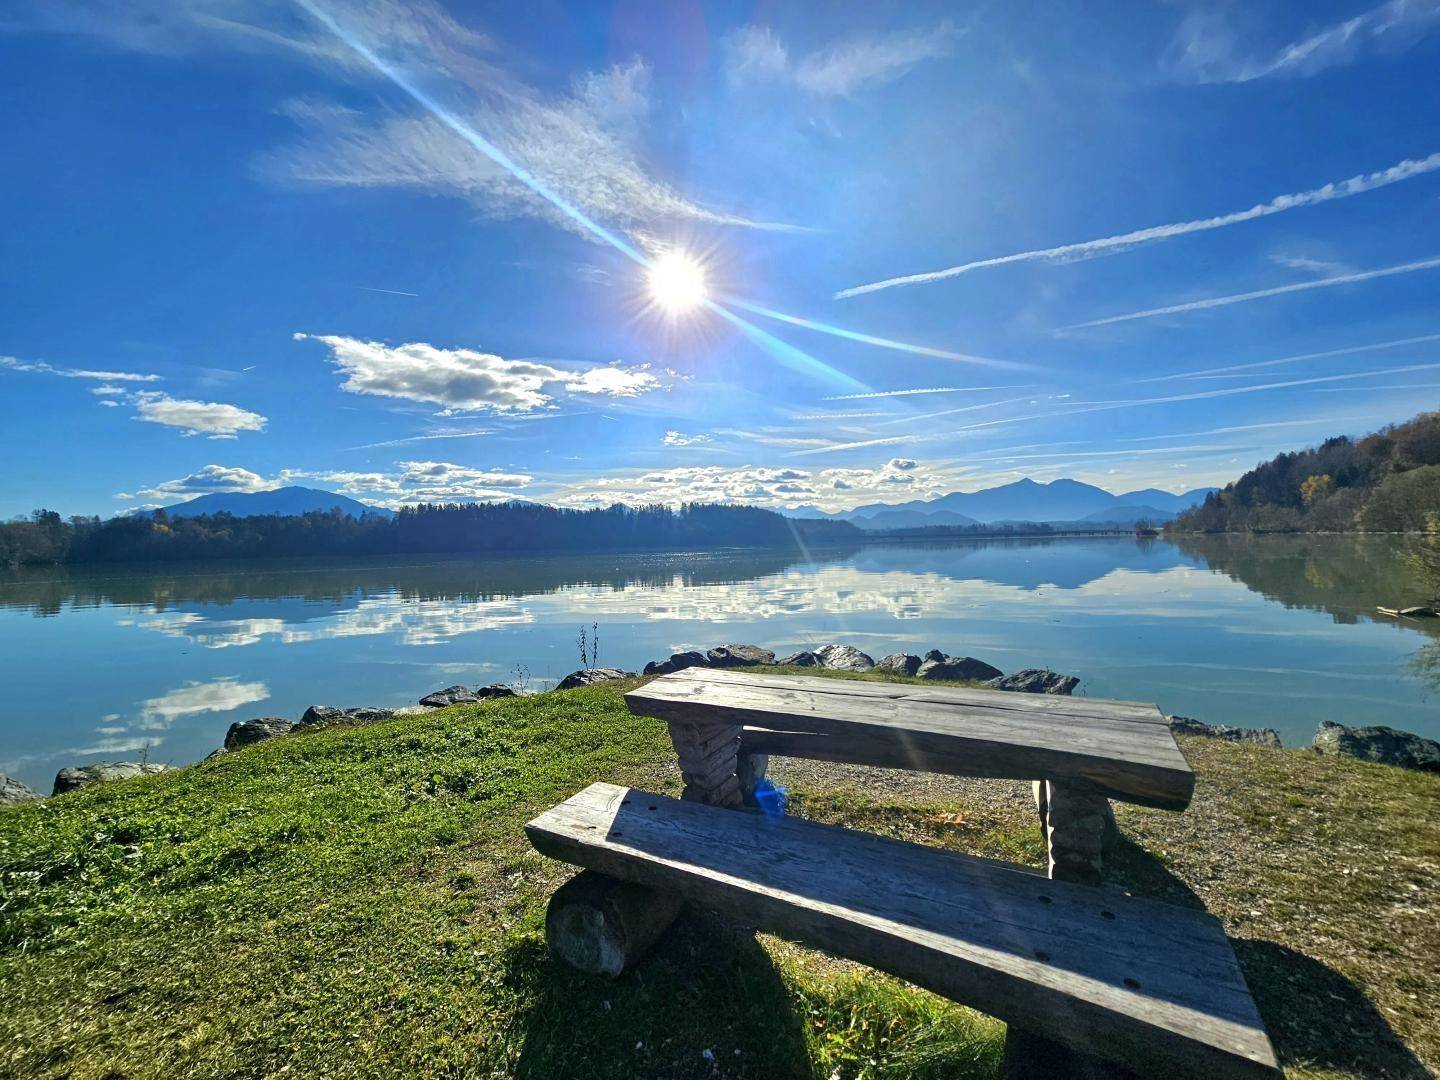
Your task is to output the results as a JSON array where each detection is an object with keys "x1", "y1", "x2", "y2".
[{"x1": 647, "y1": 251, "x2": 707, "y2": 314}]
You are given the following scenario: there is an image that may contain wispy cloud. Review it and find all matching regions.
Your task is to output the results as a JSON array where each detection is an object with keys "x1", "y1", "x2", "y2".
[
  {"x1": 349, "y1": 429, "x2": 494, "y2": 450},
  {"x1": 724, "y1": 22, "x2": 960, "y2": 97},
  {"x1": 1060, "y1": 255, "x2": 1440, "y2": 331},
  {"x1": 662, "y1": 431, "x2": 714, "y2": 447},
  {"x1": 1, "y1": 355, "x2": 160, "y2": 382},
  {"x1": 1166, "y1": 0, "x2": 1440, "y2": 84},
  {"x1": 823, "y1": 384, "x2": 1031, "y2": 401},
  {"x1": 1130, "y1": 330, "x2": 1440, "y2": 384},
  {"x1": 357, "y1": 285, "x2": 419, "y2": 297},
  {"x1": 836, "y1": 151, "x2": 1440, "y2": 298}
]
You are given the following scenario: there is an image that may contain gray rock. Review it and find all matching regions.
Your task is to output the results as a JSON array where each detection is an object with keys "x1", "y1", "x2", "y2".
[
  {"x1": 776, "y1": 651, "x2": 822, "y2": 667},
  {"x1": 1, "y1": 773, "x2": 41, "y2": 805},
  {"x1": 556, "y1": 667, "x2": 635, "y2": 690},
  {"x1": 1313, "y1": 721, "x2": 1439, "y2": 770},
  {"x1": 420, "y1": 684, "x2": 479, "y2": 708},
  {"x1": 986, "y1": 669, "x2": 1080, "y2": 696},
  {"x1": 643, "y1": 651, "x2": 710, "y2": 676},
  {"x1": 475, "y1": 684, "x2": 519, "y2": 699},
  {"x1": 923, "y1": 649, "x2": 946, "y2": 663},
  {"x1": 815, "y1": 644, "x2": 875, "y2": 671},
  {"x1": 917, "y1": 656, "x2": 1004, "y2": 682},
  {"x1": 52, "y1": 762, "x2": 170, "y2": 796},
  {"x1": 392, "y1": 705, "x2": 433, "y2": 717},
  {"x1": 1168, "y1": 716, "x2": 1282, "y2": 747},
  {"x1": 224, "y1": 717, "x2": 295, "y2": 750},
  {"x1": 204, "y1": 747, "x2": 230, "y2": 760},
  {"x1": 297, "y1": 705, "x2": 394, "y2": 728},
  {"x1": 706, "y1": 644, "x2": 776, "y2": 668},
  {"x1": 874, "y1": 653, "x2": 922, "y2": 677}
]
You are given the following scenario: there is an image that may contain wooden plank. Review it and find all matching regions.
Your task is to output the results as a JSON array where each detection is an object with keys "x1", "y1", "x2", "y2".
[
  {"x1": 628, "y1": 670, "x2": 1193, "y2": 810},
  {"x1": 527, "y1": 784, "x2": 1279, "y2": 1080}
]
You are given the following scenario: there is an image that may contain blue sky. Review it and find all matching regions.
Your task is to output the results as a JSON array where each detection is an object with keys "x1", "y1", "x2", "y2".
[{"x1": 3, "y1": 0, "x2": 1440, "y2": 518}]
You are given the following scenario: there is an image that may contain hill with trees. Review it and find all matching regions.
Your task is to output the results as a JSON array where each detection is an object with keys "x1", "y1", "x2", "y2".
[{"x1": 1172, "y1": 410, "x2": 1440, "y2": 533}]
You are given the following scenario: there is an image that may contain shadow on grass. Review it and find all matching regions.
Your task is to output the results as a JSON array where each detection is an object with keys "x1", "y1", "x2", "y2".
[
  {"x1": 500, "y1": 909, "x2": 810, "y2": 1080},
  {"x1": 1106, "y1": 832, "x2": 1427, "y2": 1079}
]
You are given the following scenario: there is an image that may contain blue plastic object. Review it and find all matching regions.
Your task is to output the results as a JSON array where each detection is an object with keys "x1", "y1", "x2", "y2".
[{"x1": 754, "y1": 777, "x2": 788, "y2": 821}]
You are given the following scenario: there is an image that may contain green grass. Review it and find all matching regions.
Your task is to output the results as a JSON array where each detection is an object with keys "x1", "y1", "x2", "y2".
[{"x1": 1, "y1": 672, "x2": 1436, "y2": 1078}]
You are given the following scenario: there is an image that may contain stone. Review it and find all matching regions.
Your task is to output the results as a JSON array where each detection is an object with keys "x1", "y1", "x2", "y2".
[
  {"x1": 1168, "y1": 716, "x2": 1282, "y2": 748},
  {"x1": 706, "y1": 644, "x2": 776, "y2": 668},
  {"x1": 874, "y1": 653, "x2": 922, "y2": 677},
  {"x1": 986, "y1": 669, "x2": 1080, "y2": 696},
  {"x1": 224, "y1": 717, "x2": 295, "y2": 750},
  {"x1": 556, "y1": 667, "x2": 635, "y2": 690},
  {"x1": 204, "y1": 747, "x2": 229, "y2": 760},
  {"x1": 776, "y1": 650, "x2": 822, "y2": 667},
  {"x1": 923, "y1": 649, "x2": 946, "y2": 663},
  {"x1": 814, "y1": 644, "x2": 875, "y2": 671},
  {"x1": 643, "y1": 651, "x2": 710, "y2": 676},
  {"x1": 1, "y1": 773, "x2": 41, "y2": 805},
  {"x1": 342, "y1": 707, "x2": 395, "y2": 725},
  {"x1": 419, "y1": 684, "x2": 478, "y2": 708},
  {"x1": 297, "y1": 705, "x2": 394, "y2": 728},
  {"x1": 917, "y1": 656, "x2": 1003, "y2": 682},
  {"x1": 1313, "y1": 721, "x2": 1440, "y2": 771},
  {"x1": 299, "y1": 705, "x2": 345, "y2": 727},
  {"x1": 475, "y1": 683, "x2": 519, "y2": 699},
  {"x1": 52, "y1": 762, "x2": 170, "y2": 797},
  {"x1": 392, "y1": 705, "x2": 432, "y2": 717}
]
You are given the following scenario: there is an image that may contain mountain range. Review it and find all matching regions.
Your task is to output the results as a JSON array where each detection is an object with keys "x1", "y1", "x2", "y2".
[
  {"x1": 787, "y1": 479, "x2": 1217, "y2": 530},
  {"x1": 153, "y1": 486, "x2": 395, "y2": 520}
]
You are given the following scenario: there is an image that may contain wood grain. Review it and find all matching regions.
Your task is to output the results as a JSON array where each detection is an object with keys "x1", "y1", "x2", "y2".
[{"x1": 527, "y1": 783, "x2": 1279, "y2": 1079}]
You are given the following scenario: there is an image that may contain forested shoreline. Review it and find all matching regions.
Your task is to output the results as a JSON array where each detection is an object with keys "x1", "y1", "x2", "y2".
[
  {"x1": 0, "y1": 502, "x2": 862, "y2": 568},
  {"x1": 1171, "y1": 410, "x2": 1440, "y2": 534}
]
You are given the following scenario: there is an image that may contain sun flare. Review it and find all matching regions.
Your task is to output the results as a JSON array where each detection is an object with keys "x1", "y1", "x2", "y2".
[{"x1": 647, "y1": 251, "x2": 707, "y2": 315}]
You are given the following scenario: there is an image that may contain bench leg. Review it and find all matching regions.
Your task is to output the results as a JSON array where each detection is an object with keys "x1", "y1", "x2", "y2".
[
  {"x1": 737, "y1": 751, "x2": 769, "y2": 807},
  {"x1": 668, "y1": 719, "x2": 743, "y2": 808},
  {"x1": 545, "y1": 869, "x2": 684, "y2": 977},
  {"x1": 1003, "y1": 1026, "x2": 1142, "y2": 1079},
  {"x1": 1033, "y1": 780, "x2": 1114, "y2": 885}
]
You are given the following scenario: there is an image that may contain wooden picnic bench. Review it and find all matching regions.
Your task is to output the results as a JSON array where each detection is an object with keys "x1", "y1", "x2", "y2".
[{"x1": 525, "y1": 668, "x2": 1279, "y2": 1079}]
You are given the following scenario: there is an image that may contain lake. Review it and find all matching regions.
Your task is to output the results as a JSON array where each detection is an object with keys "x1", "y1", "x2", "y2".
[{"x1": 2, "y1": 534, "x2": 1437, "y2": 791}]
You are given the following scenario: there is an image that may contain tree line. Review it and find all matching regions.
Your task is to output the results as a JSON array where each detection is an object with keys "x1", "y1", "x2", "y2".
[
  {"x1": 0, "y1": 501, "x2": 862, "y2": 568},
  {"x1": 1171, "y1": 410, "x2": 1440, "y2": 534}
]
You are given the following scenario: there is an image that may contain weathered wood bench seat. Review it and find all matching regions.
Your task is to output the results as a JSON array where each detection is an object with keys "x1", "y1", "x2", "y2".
[{"x1": 526, "y1": 782, "x2": 1280, "y2": 1080}]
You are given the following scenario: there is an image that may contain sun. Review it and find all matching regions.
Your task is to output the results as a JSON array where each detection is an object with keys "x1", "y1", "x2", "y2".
[{"x1": 646, "y1": 250, "x2": 707, "y2": 315}]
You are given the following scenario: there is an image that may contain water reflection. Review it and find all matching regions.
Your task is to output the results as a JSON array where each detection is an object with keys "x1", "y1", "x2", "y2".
[{"x1": 1, "y1": 537, "x2": 1435, "y2": 790}]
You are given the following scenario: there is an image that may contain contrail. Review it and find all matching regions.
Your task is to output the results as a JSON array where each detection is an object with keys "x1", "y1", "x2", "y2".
[
  {"x1": 1130, "y1": 331, "x2": 1440, "y2": 383},
  {"x1": 1060, "y1": 256, "x2": 1440, "y2": 331},
  {"x1": 836, "y1": 151, "x2": 1440, "y2": 298},
  {"x1": 359, "y1": 286, "x2": 420, "y2": 297},
  {"x1": 823, "y1": 384, "x2": 1031, "y2": 400}
]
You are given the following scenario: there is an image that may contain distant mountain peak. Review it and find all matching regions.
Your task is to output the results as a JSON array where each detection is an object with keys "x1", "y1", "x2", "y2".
[{"x1": 153, "y1": 486, "x2": 393, "y2": 520}]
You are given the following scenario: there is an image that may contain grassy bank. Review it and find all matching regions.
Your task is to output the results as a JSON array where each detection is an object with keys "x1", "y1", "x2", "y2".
[{"x1": 1, "y1": 673, "x2": 1436, "y2": 1078}]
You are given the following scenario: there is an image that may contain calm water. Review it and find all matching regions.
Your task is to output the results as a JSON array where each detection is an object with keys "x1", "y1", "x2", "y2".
[{"x1": 2, "y1": 535, "x2": 1437, "y2": 790}]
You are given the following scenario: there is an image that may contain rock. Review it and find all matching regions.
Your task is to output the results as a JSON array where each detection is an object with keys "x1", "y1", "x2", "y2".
[
  {"x1": 986, "y1": 669, "x2": 1080, "y2": 696},
  {"x1": 1313, "y1": 721, "x2": 1439, "y2": 771},
  {"x1": 204, "y1": 747, "x2": 229, "y2": 760},
  {"x1": 475, "y1": 684, "x2": 518, "y2": 698},
  {"x1": 776, "y1": 651, "x2": 822, "y2": 667},
  {"x1": 297, "y1": 705, "x2": 394, "y2": 728},
  {"x1": 923, "y1": 649, "x2": 946, "y2": 663},
  {"x1": 52, "y1": 762, "x2": 170, "y2": 796},
  {"x1": 556, "y1": 668, "x2": 635, "y2": 690},
  {"x1": 643, "y1": 651, "x2": 710, "y2": 676},
  {"x1": 1, "y1": 773, "x2": 41, "y2": 805},
  {"x1": 392, "y1": 705, "x2": 433, "y2": 717},
  {"x1": 706, "y1": 644, "x2": 776, "y2": 668},
  {"x1": 874, "y1": 653, "x2": 922, "y2": 677},
  {"x1": 1168, "y1": 716, "x2": 1282, "y2": 747},
  {"x1": 224, "y1": 717, "x2": 295, "y2": 750},
  {"x1": 917, "y1": 656, "x2": 1004, "y2": 682},
  {"x1": 814, "y1": 644, "x2": 875, "y2": 671},
  {"x1": 419, "y1": 684, "x2": 478, "y2": 708}
]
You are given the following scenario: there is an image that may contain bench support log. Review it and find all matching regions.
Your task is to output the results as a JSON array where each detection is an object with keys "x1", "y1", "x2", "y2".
[
  {"x1": 1004, "y1": 1026, "x2": 1142, "y2": 1080},
  {"x1": 737, "y1": 751, "x2": 768, "y2": 807},
  {"x1": 545, "y1": 869, "x2": 684, "y2": 977},
  {"x1": 668, "y1": 719, "x2": 743, "y2": 807},
  {"x1": 1034, "y1": 780, "x2": 1115, "y2": 885}
]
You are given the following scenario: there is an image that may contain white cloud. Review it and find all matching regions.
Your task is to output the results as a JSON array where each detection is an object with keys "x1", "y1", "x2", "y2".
[
  {"x1": 1165, "y1": 0, "x2": 1440, "y2": 84},
  {"x1": 137, "y1": 676, "x2": 270, "y2": 731},
  {"x1": 662, "y1": 430, "x2": 714, "y2": 447},
  {"x1": 725, "y1": 22, "x2": 960, "y2": 97},
  {"x1": 119, "y1": 465, "x2": 272, "y2": 502},
  {"x1": 298, "y1": 334, "x2": 666, "y2": 413},
  {"x1": 283, "y1": 460, "x2": 533, "y2": 507},
  {"x1": 1, "y1": 355, "x2": 160, "y2": 382},
  {"x1": 837, "y1": 151, "x2": 1440, "y2": 297},
  {"x1": 130, "y1": 391, "x2": 268, "y2": 438},
  {"x1": 1060, "y1": 254, "x2": 1440, "y2": 331}
]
